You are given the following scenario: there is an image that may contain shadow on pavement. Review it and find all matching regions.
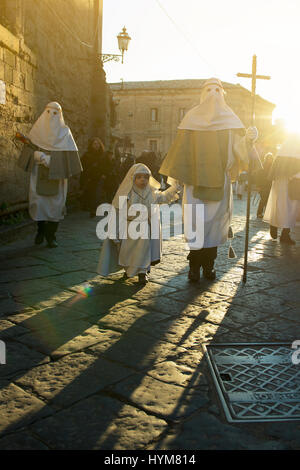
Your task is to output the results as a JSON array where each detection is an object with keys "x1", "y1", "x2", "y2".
[{"x1": 0, "y1": 210, "x2": 300, "y2": 449}]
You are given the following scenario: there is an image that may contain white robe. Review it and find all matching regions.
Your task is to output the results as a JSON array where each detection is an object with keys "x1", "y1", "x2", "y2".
[
  {"x1": 29, "y1": 161, "x2": 67, "y2": 222},
  {"x1": 263, "y1": 175, "x2": 300, "y2": 229},
  {"x1": 182, "y1": 130, "x2": 240, "y2": 250},
  {"x1": 97, "y1": 186, "x2": 179, "y2": 277},
  {"x1": 183, "y1": 174, "x2": 232, "y2": 249}
]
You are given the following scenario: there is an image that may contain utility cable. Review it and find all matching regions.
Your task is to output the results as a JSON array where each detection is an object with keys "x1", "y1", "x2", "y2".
[{"x1": 155, "y1": 0, "x2": 218, "y2": 74}]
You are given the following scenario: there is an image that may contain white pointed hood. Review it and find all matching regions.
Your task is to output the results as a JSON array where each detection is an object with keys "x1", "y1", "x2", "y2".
[
  {"x1": 29, "y1": 102, "x2": 78, "y2": 151},
  {"x1": 178, "y1": 78, "x2": 244, "y2": 131}
]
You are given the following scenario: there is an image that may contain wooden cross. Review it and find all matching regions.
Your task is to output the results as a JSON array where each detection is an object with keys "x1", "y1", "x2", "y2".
[
  {"x1": 237, "y1": 55, "x2": 271, "y2": 125},
  {"x1": 236, "y1": 55, "x2": 271, "y2": 284}
]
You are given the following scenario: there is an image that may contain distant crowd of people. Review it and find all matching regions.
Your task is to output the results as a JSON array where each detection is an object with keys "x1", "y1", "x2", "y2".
[{"x1": 79, "y1": 139, "x2": 163, "y2": 217}]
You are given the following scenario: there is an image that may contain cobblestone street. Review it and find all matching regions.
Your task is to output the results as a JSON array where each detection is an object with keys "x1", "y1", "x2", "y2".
[{"x1": 0, "y1": 197, "x2": 300, "y2": 450}]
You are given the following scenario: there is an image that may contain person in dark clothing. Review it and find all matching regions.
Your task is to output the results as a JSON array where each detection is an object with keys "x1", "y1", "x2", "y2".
[
  {"x1": 103, "y1": 150, "x2": 121, "y2": 202},
  {"x1": 119, "y1": 154, "x2": 135, "y2": 181},
  {"x1": 256, "y1": 152, "x2": 274, "y2": 218},
  {"x1": 80, "y1": 137, "x2": 111, "y2": 216}
]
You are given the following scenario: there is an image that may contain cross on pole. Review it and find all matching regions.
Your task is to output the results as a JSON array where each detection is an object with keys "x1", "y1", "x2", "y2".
[
  {"x1": 236, "y1": 55, "x2": 271, "y2": 283},
  {"x1": 237, "y1": 54, "x2": 271, "y2": 125}
]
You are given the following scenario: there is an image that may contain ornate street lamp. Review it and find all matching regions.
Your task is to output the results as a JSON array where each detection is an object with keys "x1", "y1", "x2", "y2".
[
  {"x1": 117, "y1": 27, "x2": 131, "y2": 63},
  {"x1": 101, "y1": 27, "x2": 131, "y2": 63}
]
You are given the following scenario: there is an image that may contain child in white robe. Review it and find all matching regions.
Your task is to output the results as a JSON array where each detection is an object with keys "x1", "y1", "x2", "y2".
[{"x1": 97, "y1": 163, "x2": 181, "y2": 284}]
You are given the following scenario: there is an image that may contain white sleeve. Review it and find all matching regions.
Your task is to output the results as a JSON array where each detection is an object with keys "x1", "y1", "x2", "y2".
[
  {"x1": 33, "y1": 151, "x2": 51, "y2": 168},
  {"x1": 155, "y1": 185, "x2": 181, "y2": 204},
  {"x1": 40, "y1": 153, "x2": 51, "y2": 168}
]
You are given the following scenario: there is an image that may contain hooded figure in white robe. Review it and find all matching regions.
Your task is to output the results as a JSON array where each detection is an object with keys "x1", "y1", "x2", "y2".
[
  {"x1": 263, "y1": 133, "x2": 300, "y2": 244},
  {"x1": 159, "y1": 78, "x2": 260, "y2": 281},
  {"x1": 18, "y1": 102, "x2": 82, "y2": 247},
  {"x1": 97, "y1": 163, "x2": 180, "y2": 284}
]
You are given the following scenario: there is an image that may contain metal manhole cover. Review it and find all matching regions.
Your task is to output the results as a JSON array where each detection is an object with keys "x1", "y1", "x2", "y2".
[{"x1": 203, "y1": 343, "x2": 300, "y2": 422}]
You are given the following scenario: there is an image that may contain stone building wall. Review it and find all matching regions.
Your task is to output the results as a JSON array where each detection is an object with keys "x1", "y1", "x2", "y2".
[
  {"x1": 110, "y1": 80, "x2": 276, "y2": 159},
  {"x1": 0, "y1": 0, "x2": 110, "y2": 209}
]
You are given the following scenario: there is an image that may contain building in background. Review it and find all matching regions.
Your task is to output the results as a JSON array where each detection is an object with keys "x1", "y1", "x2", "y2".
[
  {"x1": 0, "y1": 0, "x2": 112, "y2": 210},
  {"x1": 110, "y1": 79, "x2": 276, "y2": 161}
]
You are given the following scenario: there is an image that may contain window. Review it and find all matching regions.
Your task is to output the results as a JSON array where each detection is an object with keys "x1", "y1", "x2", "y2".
[
  {"x1": 149, "y1": 140, "x2": 158, "y2": 152},
  {"x1": 151, "y1": 108, "x2": 158, "y2": 122}
]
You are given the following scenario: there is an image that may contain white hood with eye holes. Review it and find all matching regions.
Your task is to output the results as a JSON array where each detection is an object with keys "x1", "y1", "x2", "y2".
[
  {"x1": 178, "y1": 78, "x2": 245, "y2": 132},
  {"x1": 28, "y1": 102, "x2": 78, "y2": 151}
]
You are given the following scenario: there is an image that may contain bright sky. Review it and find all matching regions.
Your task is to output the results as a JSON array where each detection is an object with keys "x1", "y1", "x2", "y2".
[{"x1": 102, "y1": 0, "x2": 300, "y2": 132}]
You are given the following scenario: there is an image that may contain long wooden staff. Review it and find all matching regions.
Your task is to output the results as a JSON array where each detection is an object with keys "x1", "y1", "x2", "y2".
[{"x1": 237, "y1": 55, "x2": 270, "y2": 283}]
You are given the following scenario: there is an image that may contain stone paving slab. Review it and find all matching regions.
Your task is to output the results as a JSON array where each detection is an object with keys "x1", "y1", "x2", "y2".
[
  {"x1": 53, "y1": 277, "x2": 116, "y2": 295},
  {"x1": 0, "y1": 381, "x2": 54, "y2": 436},
  {"x1": 266, "y1": 282, "x2": 300, "y2": 306},
  {"x1": 0, "y1": 430, "x2": 49, "y2": 450},
  {"x1": 280, "y1": 307, "x2": 300, "y2": 322},
  {"x1": 96, "y1": 305, "x2": 168, "y2": 333},
  {"x1": 263, "y1": 421, "x2": 300, "y2": 448},
  {"x1": 131, "y1": 313, "x2": 229, "y2": 349},
  {"x1": 88, "y1": 329, "x2": 188, "y2": 371},
  {"x1": 13, "y1": 289, "x2": 80, "y2": 312},
  {"x1": 0, "y1": 278, "x2": 63, "y2": 299},
  {"x1": 145, "y1": 360, "x2": 208, "y2": 389},
  {"x1": 230, "y1": 291, "x2": 293, "y2": 314},
  {"x1": 220, "y1": 268, "x2": 298, "y2": 285},
  {"x1": 240, "y1": 318, "x2": 300, "y2": 341},
  {"x1": 0, "y1": 256, "x2": 45, "y2": 270},
  {"x1": 16, "y1": 320, "x2": 121, "y2": 359},
  {"x1": 147, "y1": 411, "x2": 288, "y2": 450},
  {"x1": 0, "y1": 319, "x2": 28, "y2": 339},
  {"x1": 173, "y1": 347, "x2": 208, "y2": 371},
  {"x1": 109, "y1": 373, "x2": 209, "y2": 422},
  {"x1": 149, "y1": 272, "x2": 189, "y2": 289},
  {"x1": 166, "y1": 288, "x2": 231, "y2": 308},
  {"x1": 0, "y1": 298, "x2": 32, "y2": 316},
  {"x1": 130, "y1": 283, "x2": 177, "y2": 302},
  {"x1": 193, "y1": 301, "x2": 269, "y2": 326},
  {"x1": 0, "y1": 265, "x2": 61, "y2": 283},
  {"x1": 15, "y1": 351, "x2": 134, "y2": 408},
  {"x1": 136, "y1": 296, "x2": 204, "y2": 318},
  {"x1": 6, "y1": 310, "x2": 44, "y2": 324},
  {"x1": 30, "y1": 394, "x2": 168, "y2": 450},
  {"x1": 0, "y1": 340, "x2": 49, "y2": 379},
  {"x1": 43, "y1": 271, "x2": 98, "y2": 290},
  {"x1": 204, "y1": 278, "x2": 273, "y2": 297}
]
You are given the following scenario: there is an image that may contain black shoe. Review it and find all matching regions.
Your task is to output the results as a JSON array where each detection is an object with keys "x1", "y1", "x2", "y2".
[
  {"x1": 280, "y1": 235, "x2": 296, "y2": 245},
  {"x1": 203, "y1": 268, "x2": 216, "y2": 280},
  {"x1": 47, "y1": 239, "x2": 58, "y2": 248},
  {"x1": 188, "y1": 268, "x2": 200, "y2": 282},
  {"x1": 34, "y1": 232, "x2": 44, "y2": 245},
  {"x1": 270, "y1": 226, "x2": 278, "y2": 240},
  {"x1": 45, "y1": 222, "x2": 59, "y2": 248},
  {"x1": 138, "y1": 273, "x2": 148, "y2": 285}
]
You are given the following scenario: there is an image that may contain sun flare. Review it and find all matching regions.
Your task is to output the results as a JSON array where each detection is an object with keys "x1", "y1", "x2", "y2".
[{"x1": 274, "y1": 108, "x2": 300, "y2": 136}]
